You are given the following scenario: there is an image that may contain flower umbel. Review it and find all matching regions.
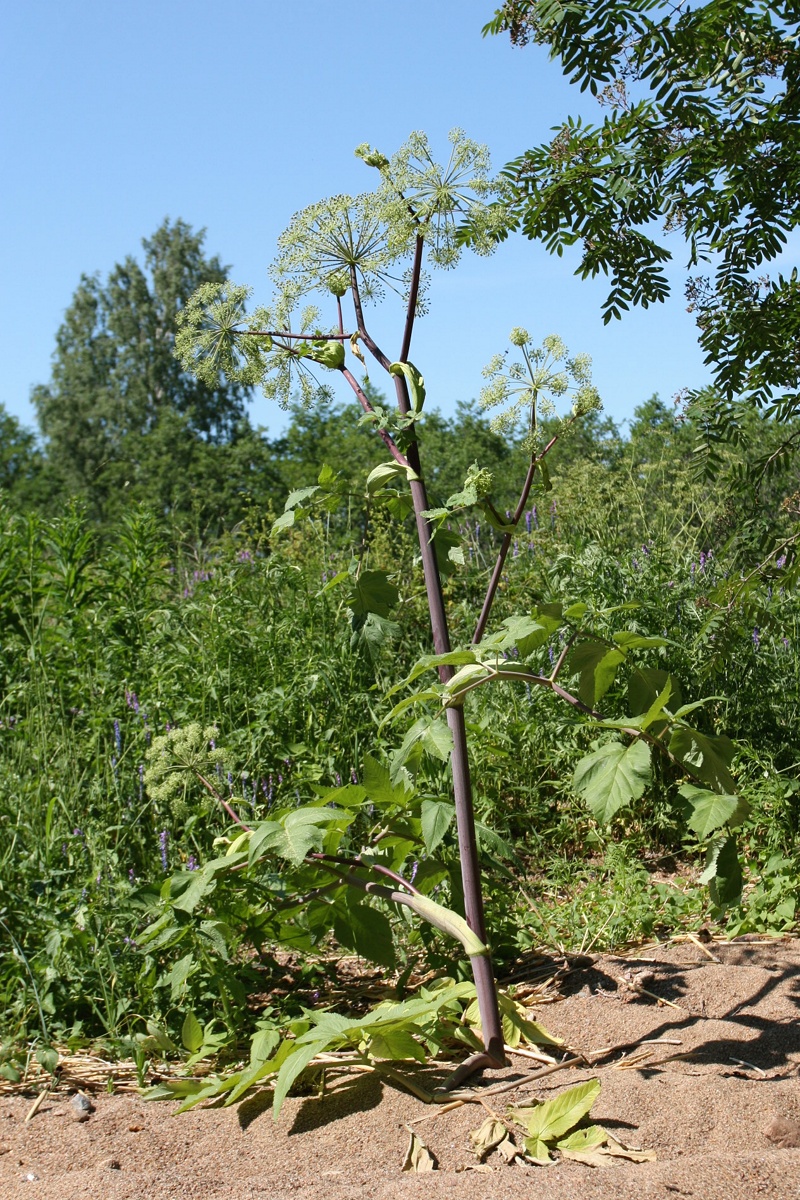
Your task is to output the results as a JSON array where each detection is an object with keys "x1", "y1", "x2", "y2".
[{"x1": 479, "y1": 330, "x2": 601, "y2": 452}]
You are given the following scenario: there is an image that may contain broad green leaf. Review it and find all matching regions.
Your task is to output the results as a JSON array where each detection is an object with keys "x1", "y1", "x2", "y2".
[
  {"x1": 557, "y1": 1125, "x2": 608, "y2": 1151},
  {"x1": 512, "y1": 1078, "x2": 601, "y2": 1144},
  {"x1": 420, "y1": 798, "x2": 455, "y2": 853},
  {"x1": 443, "y1": 662, "x2": 491, "y2": 701},
  {"x1": 613, "y1": 631, "x2": 667, "y2": 650},
  {"x1": 368, "y1": 1028, "x2": 426, "y2": 1062},
  {"x1": 181, "y1": 1011, "x2": 203, "y2": 1054},
  {"x1": 253, "y1": 808, "x2": 351, "y2": 867},
  {"x1": 391, "y1": 649, "x2": 478, "y2": 695},
  {"x1": 679, "y1": 784, "x2": 748, "y2": 837},
  {"x1": 271, "y1": 509, "x2": 295, "y2": 533},
  {"x1": 365, "y1": 461, "x2": 418, "y2": 494},
  {"x1": 171, "y1": 863, "x2": 219, "y2": 914},
  {"x1": 250, "y1": 1027, "x2": 280, "y2": 1066},
  {"x1": 333, "y1": 901, "x2": 396, "y2": 968},
  {"x1": 284, "y1": 485, "x2": 319, "y2": 510},
  {"x1": 273, "y1": 1038, "x2": 328, "y2": 1121},
  {"x1": 524, "y1": 1136, "x2": 553, "y2": 1164},
  {"x1": 387, "y1": 689, "x2": 441, "y2": 722},
  {"x1": 700, "y1": 834, "x2": 743, "y2": 907},
  {"x1": 669, "y1": 727, "x2": 736, "y2": 794},
  {"x1": 628, "y1": 668, "x2": 682, "y2": 718},
  {"x1": 420, "y1": 718, "x2": 454, "y2": 761},
  {"x1": 573, "y1": 740, "x2": 651, "y2": 823},
  {"x1": 361, "y1": 754, "x2": 410, "y2": 808},
  {"x1": 350, "y1": 570, "x2": 398, "y2": 618},
  {"x1": 164, "y1": 952, "x2": 194, "y2": 1001},
  {"x1": 569, "y1": 640, "x2": 625, "y2": 707}
]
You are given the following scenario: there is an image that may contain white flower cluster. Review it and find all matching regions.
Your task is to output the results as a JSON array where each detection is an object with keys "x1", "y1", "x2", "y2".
[{"x1": 479, "y1": 330, "x2": 601, "y2": 449}]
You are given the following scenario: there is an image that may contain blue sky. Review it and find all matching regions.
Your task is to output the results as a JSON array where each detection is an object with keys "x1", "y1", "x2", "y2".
[{"x1": 1, "y1": 0, "x2": 711, "y2": 439}]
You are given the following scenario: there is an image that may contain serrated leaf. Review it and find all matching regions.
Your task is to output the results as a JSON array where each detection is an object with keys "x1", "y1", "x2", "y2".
[
  {"x1": 273, "y1": 1038, "x2": 328, "y2": 1120},
  {"x1": 557, "y1": 1124, "x2": 608, "y2": 1151},
  {"x1": 250, "y1": 1027, "x2": 280, "y2": 1066},
  {"x1": 670, "y1": 727, "x2": 736, "y2": 794},
  {"x1": 573, "y1": 740, "x2": 651, "y2": 822},
  {"x1": 268, "y1": 807, "x2": 352, "y2": 866},
  {"x1": 333, "y1": 901, "x2": 396, "y2": 968},
  {"x1": 284, "y1": 485, "x2": 319, "y2": 510},
  {"x1": 512, "y1": 1077, "x2": 601, "y2": 1144},
  {"x1": 700, "y1": 834, "x2": 742, "y2": 907},
  {"x1": 350, "y1": 570, "x2": 398, "y2": 618},
  {"x1": 524, "y1": 1136, "x2": 553, "y2": 1164},
  {"x1": 181, "y1": 1011, "x2": 203, "y2": 1054},
  {"x1": 629, "y1": 668, "x2": 682, "y2": 718},
  {"x1": 570, "y1": 641, "x2": 626, "y2": 707},
  {"x1": 361, "y1": 754, "x2": 411, "y2": 808},
  {"x1": 271, "y1": 509, "x2": 296, "y2": 533},
  {"x1": 613, "y1": 631, "x2": 667, "y2": 650},
  {"x1": 680, "y1": 784, "x2": 747, "y2": 837},
  {"x1": 420, "y1": 798, "x2": 454, "y2": 853},
  {"x1": 171, "y1": 863, "x2": 219, "y2": 914},
  {"x1": 368, "y1": 1028, "x2": 426, "y2": 1062}
]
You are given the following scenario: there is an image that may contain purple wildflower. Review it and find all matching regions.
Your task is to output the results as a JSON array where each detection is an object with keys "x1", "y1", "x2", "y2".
[
  {"x1": 238, "y1": 549, "x2": 253, "y2": 563},
  {"x1": 752, "y1": 627, "x2": 761, "y2": 651},
  {"x1": 159, "y1": 829, "x2": 169, "y2": 872},
  {"x1": 776, "y1": 555, "x2": 787, "y2": 569},
  {"x1": 125, "y1": 690, "x2": 140, "y2": 714},
  {"x1": 128, "y1": 868, "x2": 136, "y2": 883},
  {"x1": 409, "y1": 861, "x2": 419, "y2": 885},
  {"x1": 187, "y1": 855, "x2": 198, "y2": 872},
  {"x1": 138, "y1": 763, "x2": 144, "y2": 801},
  {"x1": 513, "y1": 539, "x2": 519, "y2": 558},
  {"x1": 525, "y1": 510, "x2": 532, "y2": 534},
  {"x1": 351, "y1": 768, "x2": 358, "y2": 784},
  {"x1": 114, "y1": 719, "x2": 121, "y2": 755},
  {"x1": 532, "y1": 506, "x2": 539, "y2": 529}
]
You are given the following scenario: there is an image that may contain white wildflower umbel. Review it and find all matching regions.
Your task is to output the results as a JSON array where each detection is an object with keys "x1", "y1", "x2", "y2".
[
  {"x1": 357, "y1": 129, "x2": 504, "y2": 268},
  {"x1": 479, "y1": 330, "x2": 601, "y2": 452},
  {"x1": 175, "y1": 282, "x2": 341, "y2": 409}
]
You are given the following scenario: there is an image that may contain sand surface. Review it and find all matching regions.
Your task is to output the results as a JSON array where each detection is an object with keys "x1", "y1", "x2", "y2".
[{"x1": 2, "y1": 938, "x2": 800, "y2": 1199}]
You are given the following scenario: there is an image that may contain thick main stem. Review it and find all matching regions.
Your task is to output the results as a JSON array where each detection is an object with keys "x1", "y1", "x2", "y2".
[{"x1": 347, "y1": 262, "x2": 504, "y2": 1073}]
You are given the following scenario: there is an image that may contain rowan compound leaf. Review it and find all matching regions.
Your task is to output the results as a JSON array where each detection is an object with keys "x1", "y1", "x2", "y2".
[
  {"x1": 573, "y1": 740, "x2": 651, "y2": 823},
  {"x1": 402, "y1": 1130, "x2": 438, "y2": 1172}
]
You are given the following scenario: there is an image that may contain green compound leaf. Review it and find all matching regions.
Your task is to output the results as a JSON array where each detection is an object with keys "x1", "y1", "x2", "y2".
[
  {"x1": 334, "y1": 901, "x2": 396, "y2": 969},
  {"x1": 349, "y1": 569, "x2": 399, "y2": 618},
  {"x1": 680, "y1": 784, "x2": 749, "y2": 838},
  {"x1": 700, "y1": 834, "x2": 743, "y2": 907},
  {"x1": 273, "y1": 1038, "x2": 329, "y2": 1121},
  {"x1": 573, "y1": 739, "x2": 651, "y2": 823},
  {"x1": 670, "y1": 727, "x2": 736, "y2": 794},
  {"x1": 511, "y1": 1077, "x2": 601, "y2": 1147},
  {"x1": 569, "y1": 640, "x2": 626, "y2": 707},
  {"x1": 420, "y1": 798, "x2": 455, "y2": 853},
  {"x1": 181, "y1": 1011, "x2": 204, "y2": 1054}
]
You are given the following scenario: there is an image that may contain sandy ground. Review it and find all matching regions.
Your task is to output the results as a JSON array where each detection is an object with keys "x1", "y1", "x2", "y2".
[{"x1": 2, "y1": 938, "x2": 800, "y2": 1200}]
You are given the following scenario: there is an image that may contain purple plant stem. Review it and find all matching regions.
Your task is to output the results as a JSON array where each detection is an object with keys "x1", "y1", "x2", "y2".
[{"x1": 347, "y1": 262, "x2": 505, "y2": 1075}]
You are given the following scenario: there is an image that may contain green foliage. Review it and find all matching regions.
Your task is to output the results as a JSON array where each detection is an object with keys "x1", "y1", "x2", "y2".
[{"x1": 484, "y1": 0, "x2": 800, "y2": 428}]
